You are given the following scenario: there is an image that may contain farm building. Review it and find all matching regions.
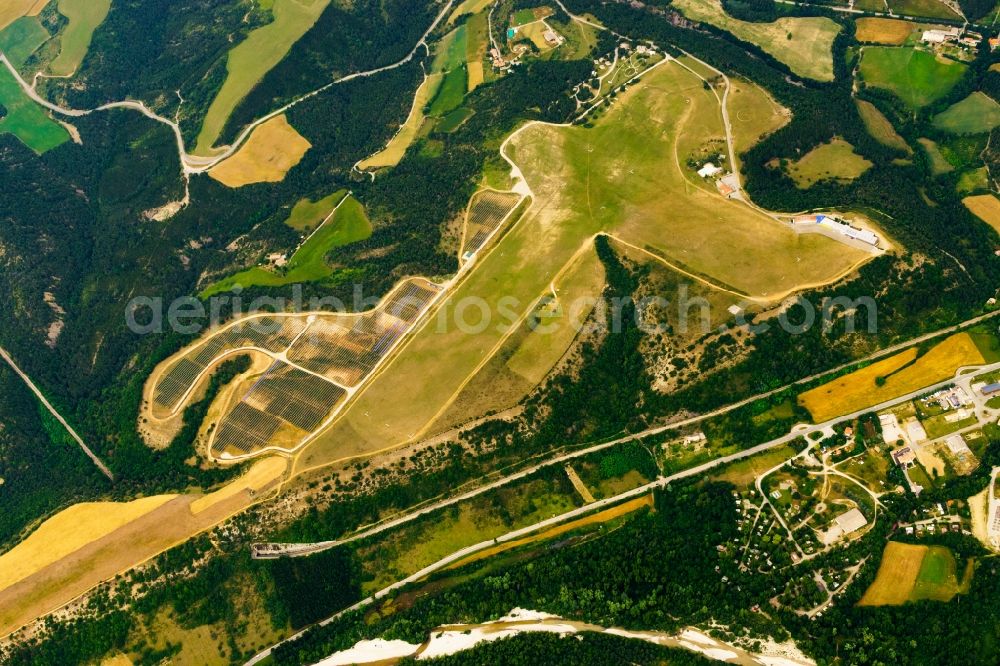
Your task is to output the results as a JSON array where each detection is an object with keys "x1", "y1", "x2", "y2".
[
  {"x1": 543, "y1": 29, "x2": 562, "y2": 46},
  {"x1": 980, "y1": 382, "x2": 1000, "y2": 396},
  {"x1": 921, "y1": 28, "x2": 960, "y2": 44},
  {"x1": 815, "y1": 215, "x2": 879, "y2": 246}
]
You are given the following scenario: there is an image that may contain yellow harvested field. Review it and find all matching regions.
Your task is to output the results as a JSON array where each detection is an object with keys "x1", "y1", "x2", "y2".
[
  {"x1": 964, "y1": 194, "x2": 1000, "y2": 235},
  {"x1": 0, "y1": 494, "x2": 176, "y2": 594},
  {"x1": 358, "y1": 73, "x2": 441, "y2": 170},
  {"x1": 100, "y1": 654, "x2": 134, "y2": 666},
  {"x1": 727, "y1": 77, "x2": 790, "y2": 166},
  {"x1": 856, "y1": 99, "x2": 910, "y2": 153},
  {"x1": 445, "y1": 494, "x2": 654, "y2": 570},
  {"x1": 447, "y1": 0, "x2": 493, "y2": 24},
  {"x1": 190, "y1": 456, "x2": 287, "y2": 514},
  {"x1": 209, "y1": 114, "x2": 311, "y2": 187},
  {"x1": 0, "y1": 0, "x2": 49, "y2": 30},
  {"x1": 855, "y1": 17, "x2": 914, "y2": 44},
  {"x1": 799, "y1": 333, "x2": 985, "y2": 422},
  {"x1": 467, "y1": 61, "x2": 484, "y2": 91},
  {"x1": 859, "y1": 541, "x2": 926, "y2": 605}
]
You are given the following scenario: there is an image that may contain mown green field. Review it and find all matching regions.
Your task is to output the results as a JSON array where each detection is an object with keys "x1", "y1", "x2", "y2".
[
  {"x1": 859, "y1": 47, "x2": 966, "y2": 108},
  {"x1": 49, "y1": 0, "x2": 111, "y2": 76},
  {"x1": 856, "y1": 99, "x2": 910, "y2": 152},
  {"x1": 0, "y1": 16, "x2": 48, "y2": 65},
  {"x1": 283, "y1": 190, "x2": 346, "y2": 231},
  {"x1": 886, "y1": 0, "x2": 962, "y2": 20},
  {"x1": 193, "y1": 0, "x2": 330, "y2": 155},
  {"x1": 201, "y1": 193, "x2": 371, "y2": 296},
  {"x1": 933, "y1": 93, "x2": 1000, "y2": 135},
  {"x1": 429, "y1": 25, "x2": 468, "y2": 117},
  {"x1": 0, "y1": 19, "x2": 68, "y2": 153}
]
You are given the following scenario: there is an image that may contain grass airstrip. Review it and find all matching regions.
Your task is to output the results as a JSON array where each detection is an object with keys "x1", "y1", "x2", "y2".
[
  {"x1": 0, "y1": 18, "x2": 69, "y2": 153},
  {"x1": 293, "y1": 60, "x2": 872, "y2": 472},
  {"x1": 798, "y1": 333, "x2": 985, "y2": 422},
  {"x1": 208, "y1": 114, "x2": 311, "y2": 187},
  {"x1": 859, "y1": 541, "x2": 969, "y2": 605},
  {"x1": 193, "y1": 0, "x2": 329, "y2": 155},
  {"x1": 671, "y1": 0, "x2": 840, "y2": 81},
  {"x1": 49, "y1": 0, "x2": 111, "y2": 76},
  {"x1": 201, "y1": 191, "x2": 371, "y2": 296},
  {"x1": 858, "y1": 47, "x2": 966, "y2": 109},
  {"x1": 964, "y1": 194, "x2": 1000, "y2": 234}
]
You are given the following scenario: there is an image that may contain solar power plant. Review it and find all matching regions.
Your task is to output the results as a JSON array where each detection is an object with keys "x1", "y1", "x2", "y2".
[
  {"x1": 287, "y1": 280, "x2": 440, "y2": 386},
  {"x1": 462, "y1": 190, "x2": 522, "y2": 257},
  {"x1": 211, "y1": 361, "x2": 346, "y2": 455},
  {"x1": 152, "y1": 316, "x2": 308, "y2": 412}
]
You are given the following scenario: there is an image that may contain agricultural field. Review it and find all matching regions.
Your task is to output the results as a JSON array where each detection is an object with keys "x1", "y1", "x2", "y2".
[
  {"x1": 48, "y1": 0, "x2": 111, "y2": 76},
  {"x1": 886, "y1": 0, "x2": 962, "y2": 20},
  {"x1": 201, "y1": 192, "x2": 369, "y2": 296},
  {"x1": 799, "y1": 333, "x2": 985, "y2": 422},
  {"x1": 0, "y1": 456, "x2": 286, "y2": 637},
  {"x1": 859, "y1": 542, "x2": 967, "y2": 605},
  {"x1": 855, "y1": 17, "x2": 915, "y2": 45},
  {"x1": 446, "y1": 0, "x2": 493, "y2": 24},
  {"x1": 0, "y1": 20, "x2": 68, "y2": 153},
  {"x1": 964, "y1": 194, "x2": 1000, "y2": 234},
  {"x1": 208, "y1": 114, "x2": 311, "y2": 187},
  {"x1": 856, "y1": 99, "x2": 910, "y2": 152},
  {"x1": 428, "y1": 25, "x2": 468, "y2": 117},
  {"x1": 783, "y1": 138, "x2": 873, "y2": 188},
  {"x1": 933, "y1": 93, "x2": 1000, "y2": 135},
  {"x1": 957, "y1": 167, "x2": 990, "y2": 194},
  {"x1": 858, "y1": 47, "x2": 966, "y2": 108},
  {"x1": 465, "y1": 9, "x2": 488, "y2": 91},
  {"x1": 0, "y1": 0, "x2": 48, "y2": 32},
  {"x1": 192, "y1": 0, "x2": 330, "y2": 155},
  {"x1": 293, "y1": 61, "x2": 873, "y2": 471},
  {"x1": 0, "y1": 15, "x2": 48, "y2": 66},
  {"x1": 671, "y1": 0, "x2": 841, "y2": 81},
  {"x1": 358, "y1": 73, "x2": 442, "y2": 170}
]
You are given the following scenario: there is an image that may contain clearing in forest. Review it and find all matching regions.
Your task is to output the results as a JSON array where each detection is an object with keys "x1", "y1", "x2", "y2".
[
  {"x1": 49, "y1": 0, "x2": 111, "y2": 76},
  {"x1": 855, "y1": 99, "x2": 910, "y2": 153},
  {"x1": 783, "y1": 138, "x2": 873, "y2": 188},
  {"x1": 854, "y1": 17, "x2": 915, "y2": 45},
  {"x1": 859, "y1": 542, "x2": 966, "y2": 605},
  {"x1": 670, "y1": 0, "x2": 840, "y2": 81},
  {"x1": 964, "y1": 194, "x2": 1000, "y2": 234},
  {"x1": 201, "y1": 192, "x2": 370, "y2": 296},
  {"x1": 293, "y1": 61, "x2": 872, "y2": 472},
  {"x1": 357, "y1": 72, "x2": 442, "y2": 170},
  {"x1": 208, "y1": 114, "x2": 311, "y2": 187},
  {"x1": 858, "y1": 47, "x2": 966, "y2": 109},
  {"x1": 799, "y1": 333, "x2": 985, "y2": 422},
  {"x1": 918, "y1": 137, "x2": 953, "y2": 174},
  {"x1": 193, "y1": 0, "x2": 330, "y2": 156},
  {"x1": 933, "y1": 92, "x2": 1000, "y2": 135}
]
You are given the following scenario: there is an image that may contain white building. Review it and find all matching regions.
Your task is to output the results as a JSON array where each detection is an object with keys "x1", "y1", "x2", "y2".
[
  {"x1": 922, "y1": 28, "x2": 961, "y2": 44},
  {"x1": 698, "y1": 162, "x2": 723, "y2": 178}
]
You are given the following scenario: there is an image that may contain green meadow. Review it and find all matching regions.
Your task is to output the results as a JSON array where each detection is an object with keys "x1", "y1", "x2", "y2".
[
  {"x1": 201, "y1": 193, "x2": 371, "y2": 297},
  {"x1": 0, "y1": 18, "x2": 68, "y2": 153},
  {"x1": 859, "y1": 47, "x2": 966, "y2": 108}
]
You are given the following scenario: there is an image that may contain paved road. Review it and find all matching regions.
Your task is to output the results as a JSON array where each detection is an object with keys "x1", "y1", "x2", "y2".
[
  {"x1": 0, "y1": 346, "x2": 113, "y2": 481},
  {"x1": 245, "y1": 353, "x2": 1000, "y2": 664}
]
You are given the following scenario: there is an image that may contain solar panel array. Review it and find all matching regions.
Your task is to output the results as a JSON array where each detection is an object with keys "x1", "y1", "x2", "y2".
[
  {"x1": 462, "y1": 191, "x2": 522, "y2": 257},
  {"x1": 211, "y1": 361, "x2": 347, "y2": 455},
  {"x1": 287, "y1": 281, "x2": 440, "y2": 387},
  {"x1": 153, "y1": 317, "x2": 308, "y2": 412}
]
